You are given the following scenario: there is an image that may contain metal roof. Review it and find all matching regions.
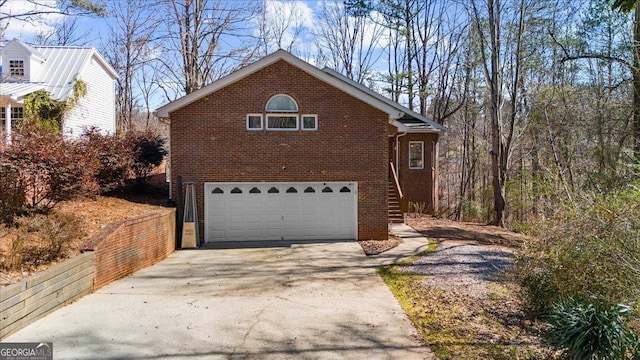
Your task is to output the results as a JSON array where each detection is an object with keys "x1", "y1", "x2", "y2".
[
  {"x1": 0, "y1": 82, "x2": 46, "y2": 100},
  {"x1": 35, "y1": 46, "x2": 95, "y2": 100},
  {"x1": 0, "y1": 40, "x2": 118, "y2": 102}
]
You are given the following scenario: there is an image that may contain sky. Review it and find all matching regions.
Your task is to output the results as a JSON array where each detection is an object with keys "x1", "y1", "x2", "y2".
[
  {"x1": 2, "y1": 0, "x2": 321, "y2": 48},
  {"x1": 1, "y1": 0, "x2": 353, "y2": 109}
]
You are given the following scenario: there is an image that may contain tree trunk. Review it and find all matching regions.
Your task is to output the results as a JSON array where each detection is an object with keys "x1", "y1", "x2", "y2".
[
  {"x1": 634, "y1": 3, "x2": 640, "y2": 157},
  {"x1": 488, "y1": 0, "x2": 505, "y2": 226}
]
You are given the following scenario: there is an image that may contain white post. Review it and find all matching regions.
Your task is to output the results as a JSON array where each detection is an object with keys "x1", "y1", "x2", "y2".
[{"x1": 5, "y1": 103, "x2": 11, "y2": 145}]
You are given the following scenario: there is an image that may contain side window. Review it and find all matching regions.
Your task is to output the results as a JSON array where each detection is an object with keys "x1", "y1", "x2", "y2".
[
  {"x1": 301, "y1": 115, "x2": 317, "y2": 131},
  {"x1": 409, "y1": 141, "x2": 424, "y2": 169}
]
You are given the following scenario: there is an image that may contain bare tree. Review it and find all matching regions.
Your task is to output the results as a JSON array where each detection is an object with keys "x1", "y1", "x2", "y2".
[
  {"x1": 33, "y1": 16, "x2": 92, "y2": 45},
  {"x1": 0, "y1": 0, "x2": 105, "y2": 38},
  {"x1": 314, "y1": 1, "x2": 384, "y2": 84},
  {"x1": 102, "y1": 0, "x2": 160, "y2": 132},
  {"x1": 467, "y1": 0, "x2": 530, "y2": 226},
  {"x1": 156, "y1": 0, "x2": 259, "y2": 98},
  {"x1": 255, "y1": 0, "x2": 306, "y2": 56},
  {"x1": 606, "y1": 0, "x2": 639, "y2": 157}
]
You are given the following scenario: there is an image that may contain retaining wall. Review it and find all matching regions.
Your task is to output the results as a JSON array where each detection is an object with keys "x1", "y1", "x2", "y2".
[
  {"x1": 0, "y1": 252, "x2": 95, "y2": 338},
  {"x1": 0, "y1": 208, "x2": 176, "y2": 339},
  {"x1": 85, "y1": 209, "x2": 176, "y2": 290}
]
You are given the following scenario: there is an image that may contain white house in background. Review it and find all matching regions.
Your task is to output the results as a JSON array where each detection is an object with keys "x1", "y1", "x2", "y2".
[{"x1": 0, "y1": 39, "x2": 118, "y2": 142}]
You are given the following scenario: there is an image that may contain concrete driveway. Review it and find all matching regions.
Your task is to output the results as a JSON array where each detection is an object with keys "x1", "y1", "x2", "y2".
[{"x1": 5, "y1": 229, "x2": 435, "y2": 359}]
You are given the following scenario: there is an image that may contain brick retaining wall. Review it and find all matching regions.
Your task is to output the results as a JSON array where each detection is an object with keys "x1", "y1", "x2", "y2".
[{"x1": 85, "y1": 209, "x2": 175, "y2": 290}]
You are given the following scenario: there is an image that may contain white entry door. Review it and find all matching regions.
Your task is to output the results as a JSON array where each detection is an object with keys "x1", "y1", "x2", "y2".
[{"x1": 204, "y1": 182, "x2": 357, "y2": 242}]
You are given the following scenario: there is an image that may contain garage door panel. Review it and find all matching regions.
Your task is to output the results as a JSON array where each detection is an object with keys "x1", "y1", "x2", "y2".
[{"x1": 205, "y1": 182, "x2": 357, "y2": 242}]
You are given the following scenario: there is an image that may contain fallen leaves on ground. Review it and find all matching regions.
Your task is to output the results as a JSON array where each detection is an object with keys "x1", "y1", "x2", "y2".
[
  {"x1": 1, "y1": 196, "x2": 165, "y2": 287},
  {"x1": 383, "y1": 216, "x2": 554, "y2": 360}
]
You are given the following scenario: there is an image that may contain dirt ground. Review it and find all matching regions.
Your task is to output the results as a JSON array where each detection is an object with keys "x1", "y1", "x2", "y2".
[
  {"x1": 0, "y1": 195, "x2": 166, "y2": 287},
  {"x1": 398, "y1": 216, "x2": 552, "y2": 359}
]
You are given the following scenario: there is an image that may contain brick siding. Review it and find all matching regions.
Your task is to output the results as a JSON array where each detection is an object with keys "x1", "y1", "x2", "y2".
[
  {"x1": 85, "y1": 209, "x2": 175, "y2": 289},
  {"x1": 170, "y1": 60, "x2": 389, "y2": 240},
  {"x1": 397, "y1": 133, "x2": 439, "y2": 214}
]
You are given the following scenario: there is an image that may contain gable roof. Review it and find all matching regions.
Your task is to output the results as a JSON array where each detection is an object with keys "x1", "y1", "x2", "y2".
[
  {"x1": 0, "y1": 39, "x2": 46, "y2": 62},
  {"x1": 155, "y1": 50, "x2": 446, "y2": 133},
  {"x1": 0, "y1": 39, "x2": 118, "y2": 101},
  {"x1": 321, "y1": 67, "x2": 447, "y2": 133}
]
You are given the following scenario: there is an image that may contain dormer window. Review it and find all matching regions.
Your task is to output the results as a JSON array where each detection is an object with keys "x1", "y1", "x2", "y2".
[{"x1": 9, "y1": 60, "x2": 25, "y2": 77}]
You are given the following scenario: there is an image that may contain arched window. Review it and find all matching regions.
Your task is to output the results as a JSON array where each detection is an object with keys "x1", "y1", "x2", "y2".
[
  {"x1": 265, "y1": 95, "x2": 299, "y2": 130},
  {"x1": 246, "y1": 94, "x2": 317, "y2": 132},
  {"x1": 265, "y1": 95, "x2": 298, "y2": 112}
]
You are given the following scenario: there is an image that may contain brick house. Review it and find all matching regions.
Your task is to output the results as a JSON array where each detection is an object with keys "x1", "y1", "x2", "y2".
[{"x1": 156, "y1": 50, "x2": 446, "y2": 243}]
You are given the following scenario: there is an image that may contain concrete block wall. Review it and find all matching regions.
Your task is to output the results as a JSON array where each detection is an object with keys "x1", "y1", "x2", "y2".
[{"x1": 85, "y1": 209, "x2": 176, "y2": 290}]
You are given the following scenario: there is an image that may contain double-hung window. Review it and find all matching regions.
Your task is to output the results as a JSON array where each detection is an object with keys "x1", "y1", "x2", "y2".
[
  {"x1": 409, "y1": 141, "x2": 424, "y2": 169},
  {"x1": 1, "y1": 107, "x2": 24, "y2": 129}
]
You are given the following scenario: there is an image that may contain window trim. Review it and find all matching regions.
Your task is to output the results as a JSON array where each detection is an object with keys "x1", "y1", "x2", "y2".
[
  {"x1": 431, "y1": 141, "x2": 436, "y2": 170},
  {"x1": 301, "y1": 114, "x2": 317, "y2": 131},
  {"x1": 265, "y1": 94, "x2": 298, "y2": 113},
  {"x1": 266, "y1": 114, "x2": 299, "y2": 131},
  {"x1": 246, "y1": 113, "x2": 263, "y2": 130},
  {"x1": 409, "y1": 141, "x2": 424, "y2": 169}
]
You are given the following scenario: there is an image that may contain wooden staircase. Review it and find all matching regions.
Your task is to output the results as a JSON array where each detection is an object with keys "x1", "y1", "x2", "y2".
[{"x1": 388, "y1": 182, "x2": 404, "y2": 223}]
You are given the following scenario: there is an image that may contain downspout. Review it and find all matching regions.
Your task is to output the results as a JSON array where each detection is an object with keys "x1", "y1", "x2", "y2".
[
  {"x1": 395, "y1": 130, "x2": 407, "y2": 179},
  {"x1": 154, "y1": 112, "x2": 172, "y2": 200}
]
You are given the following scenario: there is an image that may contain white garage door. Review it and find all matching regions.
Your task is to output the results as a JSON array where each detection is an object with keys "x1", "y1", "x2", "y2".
[{"x1": 204, "y1": 182, "x2": 357, "y2": 242}]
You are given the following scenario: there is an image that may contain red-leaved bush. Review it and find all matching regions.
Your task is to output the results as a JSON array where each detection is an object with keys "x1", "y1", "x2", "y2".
[
  {"x1": 1, "y1": 126, "x2": 99, "y2": 215},
  {"x1": 81, "y1": 127, "x2": 134, "y2": 193},
  {"x1": 0, "y1": 126, "x2": 167, "y2": 225},
  {"x1": 0, "y1": 162, "x2": 26, "y2": 225},
  {"x1": 125, "y1": 129, "x2": 168, "y2": 185}
]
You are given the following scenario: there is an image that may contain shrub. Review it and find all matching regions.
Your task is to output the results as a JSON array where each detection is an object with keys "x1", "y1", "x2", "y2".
[
  {"x1": 1, "y1": 229, "x2": 26, "y2": 271},
  {"x1": 12, "y1": 213, "x2": 83, "y2": 267},
  {"x1": 548, "y1": 297, "x2": 639, "y2": 360},
  {"x1": 515, "y1": 183, "x2": 640, "y2": 317},
  {"x1": 125, "y1": 129, "x2": 167, "y2": 185},
  {"x1": 81, "y1": 127, "x2": 133, "y2": 193},
  {"x1": 459, "y1": 198, "x2": 487, "y2": 222},
  {"x1": 3, "y1": 126, "x2": 99, "y2": 214},
  {"x1": 0, "y1": 162, "x2": 25, "y2": 225}
]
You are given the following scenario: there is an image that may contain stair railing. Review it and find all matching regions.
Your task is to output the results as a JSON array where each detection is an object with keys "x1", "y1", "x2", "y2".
[{"x1": 389, "y1": 161, "x2": 407, "y2": 214}]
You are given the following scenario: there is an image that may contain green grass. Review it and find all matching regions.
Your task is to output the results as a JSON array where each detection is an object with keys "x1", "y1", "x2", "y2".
[{"x1": 378, "y1": 239, "x2": 549, "y2": 360}]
